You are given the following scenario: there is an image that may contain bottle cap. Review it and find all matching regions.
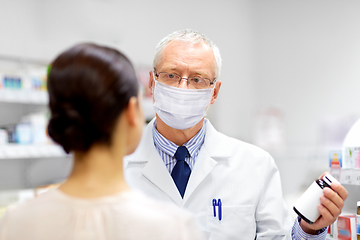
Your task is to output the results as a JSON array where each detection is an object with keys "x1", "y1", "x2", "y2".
[
  {"x1": 357, "y1": 201, "x2": 360, "y2": 206},
  {"x1": 322, "y1": 173, "x2": 339, "y2": 187}
]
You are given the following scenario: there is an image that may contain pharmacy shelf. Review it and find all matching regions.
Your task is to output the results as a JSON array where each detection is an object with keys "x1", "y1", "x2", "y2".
[
  {"x1": 0, "y1": 144, "x2": 70, "y2": 160},
  {"x1": 0, "y1": 89, "x2": 48, "y2": 104},
  {"x1": 0, "y1": 54, "x2": 49, "y2": 66},
  {"x1": 0, "y1": 89, "x2": 155, "y2": 120},
  {"x1": 331, "y1": 168, "x2": 360, "y2": 186}
]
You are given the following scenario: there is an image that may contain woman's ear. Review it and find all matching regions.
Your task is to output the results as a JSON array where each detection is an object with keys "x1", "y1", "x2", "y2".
[
  {"x1": 124, "y1": 96, "x2": 144, "y2": 155},
  {"x1": 126, "y1": 96, "x2": 139, "y2": 127}
]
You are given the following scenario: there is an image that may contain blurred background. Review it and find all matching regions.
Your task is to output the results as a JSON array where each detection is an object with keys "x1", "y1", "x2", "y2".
[{"x1": 0, "y1": 0, "x2": 360, "y2": 221}]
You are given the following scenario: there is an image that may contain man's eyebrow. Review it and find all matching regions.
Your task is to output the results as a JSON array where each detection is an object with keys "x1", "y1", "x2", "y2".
[
  {"x1": 161, "y1": 67, "x2": 210, "y2": 77},
  {"x1": 194, "y1": 71, "x2": 211, "y2": 78},
  {"x1": 159, "y1": 66, "x2": 177, "y2": 72},
  {"x1": 194, "y1": 71, "x2": 206, "y2": 75}
]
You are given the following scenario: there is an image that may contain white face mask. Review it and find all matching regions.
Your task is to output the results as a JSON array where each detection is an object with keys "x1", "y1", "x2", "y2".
[{"x1": 153, "y1": 79, "x2": 213, "y2": 130}]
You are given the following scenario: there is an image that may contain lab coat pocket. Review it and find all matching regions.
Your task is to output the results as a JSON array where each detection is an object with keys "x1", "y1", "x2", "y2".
[{"x1": 207, "y1": 205, "x2": 255, "y2": 240}]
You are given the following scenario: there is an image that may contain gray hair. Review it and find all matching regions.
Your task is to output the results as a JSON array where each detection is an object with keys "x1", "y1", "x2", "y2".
[{"x1": 153, "y1": 29, "x2": 222, "y2": 79}]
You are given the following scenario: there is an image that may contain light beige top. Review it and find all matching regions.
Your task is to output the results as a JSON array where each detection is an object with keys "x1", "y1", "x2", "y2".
[{"x1": 0, "y1": 188, "x2": 204, "y2": 240}]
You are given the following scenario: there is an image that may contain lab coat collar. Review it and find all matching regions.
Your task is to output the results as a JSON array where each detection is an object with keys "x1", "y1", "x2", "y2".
[
  {"x1": 126, "y1": 117, "x2": 231, "y2": 205},
  {"x1": 127, "y1": 118, "x2": 182, "y2": 204},
  {"x1": 141, "y1": 149, "x2": 183, "y2": 205},
  {"x1": 202, "y1": 119, "x2": 232, "y2": 159},
  {"x1": 128, "y1": 118, "x2": 232, "y2": 160},
  {"x1": 181, "y1": 119, "x2": 232, "y2": 202}
]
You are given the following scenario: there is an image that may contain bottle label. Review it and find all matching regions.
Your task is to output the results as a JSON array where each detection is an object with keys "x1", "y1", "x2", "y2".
[{"x1": 357, "y1": 214, "x2": 360, "y2": 235}]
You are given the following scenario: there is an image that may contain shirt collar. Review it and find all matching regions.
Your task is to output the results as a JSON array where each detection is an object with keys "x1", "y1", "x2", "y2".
[{"x1": 152, "y1": 119, "x2": 206, "y2": 157}]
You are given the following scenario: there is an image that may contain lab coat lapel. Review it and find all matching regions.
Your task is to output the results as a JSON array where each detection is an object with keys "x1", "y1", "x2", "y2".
[
  {"x1": 128, "y1": 118, "x2": 230, "y2": 206},
  {"x1": 183, "y1": 147, "x2": 217, "y2": 202},
  {"x1": 183, "y1": 120, "x2": 230, "y2": 203},
  {"x1": 141, "y1": 152, "x2": 183, "y2": 206},
  {"x1": 130, "y1": 118, "x2": 182, "y2": 205}
]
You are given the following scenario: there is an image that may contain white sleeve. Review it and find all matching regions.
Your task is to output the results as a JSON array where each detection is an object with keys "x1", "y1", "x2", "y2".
[{"x1": 255, "y1": 154, "x2": 293, "y2": 239}]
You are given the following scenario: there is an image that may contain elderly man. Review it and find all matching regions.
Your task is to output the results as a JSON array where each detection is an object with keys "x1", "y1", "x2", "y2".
[{"x1": 124, "y1": 29, "x2": 347, "y2": 239}]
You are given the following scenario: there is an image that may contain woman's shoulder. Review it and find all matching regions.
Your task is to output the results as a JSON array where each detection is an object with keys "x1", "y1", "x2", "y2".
[
  {"x1": 119, "y1": 190, "x2": 204, "y2": 239},
  {"x1": 122, "y1": 190, "x2": 194, "y2": 219},
  {"x1": 0, "y1": 189, "x2": 204, "y2": 240},
  {"x1": 1, "y1": 189, "x2": 59, "y2": 218}
]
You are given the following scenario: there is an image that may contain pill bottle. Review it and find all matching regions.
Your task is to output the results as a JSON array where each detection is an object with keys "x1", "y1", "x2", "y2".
[
  {"x1": 293, "y1": 174, "x2": 339, "y2": 224},
  {"x1": 357, "y1": 201, "x2": 360, "y2": 240}
]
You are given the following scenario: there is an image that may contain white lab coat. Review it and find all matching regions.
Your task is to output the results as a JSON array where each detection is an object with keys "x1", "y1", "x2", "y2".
[{"x1": 124, "y1": 119, "x2": 293, "y2": 239}]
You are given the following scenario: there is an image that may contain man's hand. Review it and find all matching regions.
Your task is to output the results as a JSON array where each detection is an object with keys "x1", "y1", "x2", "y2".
[{"x1": 300, "y1": 173, "x2": 348, "y2": 234}]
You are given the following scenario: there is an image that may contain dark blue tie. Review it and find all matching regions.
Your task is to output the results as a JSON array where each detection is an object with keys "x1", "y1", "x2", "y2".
[{"x1": 171, "y1": 146, "x2": 191, "y2": 198}]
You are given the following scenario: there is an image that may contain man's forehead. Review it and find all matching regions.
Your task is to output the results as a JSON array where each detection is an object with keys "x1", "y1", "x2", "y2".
[
  {"x1": 157, "y1": 40, "x2": 215, "y2": 76},
  {"x1": 165, "y1": 40, "x2": 209, "y2": 50},
  {"x1": 160, "y1": 41, "x2": 214, "y2": 64}
]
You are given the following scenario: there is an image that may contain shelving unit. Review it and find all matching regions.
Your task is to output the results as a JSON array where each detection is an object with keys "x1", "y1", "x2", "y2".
[
  {"x1": 0, "y1": 56, "x2": 71, "y2": 192},
  {"x1": 337, "y1": 168, "x2": 360, "y2": 185},
  {"x1": 326, "y1": 168, "x2": 360, "y2": 239},
  {"x1": 0, "y1": 55, "x2": 156, "y2": 221},
  {"x1": 0, "y1": 144, "x2": 67, "y2": 159},
  {"x1": 0, "y1": 55, "x2": 156, "y2": 192},
  {"x1": 0, "y1": 89, "x2": 154, "y2": 121},
  {"x1": 0, "y1": 89, "x2": 48, "y2": 104}
]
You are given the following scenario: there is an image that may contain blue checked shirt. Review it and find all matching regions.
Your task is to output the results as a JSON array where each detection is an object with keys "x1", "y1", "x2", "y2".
[
  {"x1": 152, "y1": 120, "x2": 327, "y2": 239},
  {"x1": 292, "y1": 217, "x2": 327, "y2": 239}
]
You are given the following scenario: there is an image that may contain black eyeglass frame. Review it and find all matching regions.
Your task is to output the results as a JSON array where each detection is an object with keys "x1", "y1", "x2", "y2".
[{"x1": 153, "y1": 69, "x2": 216, "y2": 87}]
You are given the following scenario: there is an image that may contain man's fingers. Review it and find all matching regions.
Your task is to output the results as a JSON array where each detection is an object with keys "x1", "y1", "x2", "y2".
[
  {"x1": 315, "y1": 204, "x2": 335, "y2": 227},
  {"x1": 323, "y1": 187, "x2": 344, "y2": 212},
  {"x1": 320, "y1": 194, "x2": 341, "y2": 218},
  {"x1": 330, "y1": 182, "x2": 348, "y2": 201}
]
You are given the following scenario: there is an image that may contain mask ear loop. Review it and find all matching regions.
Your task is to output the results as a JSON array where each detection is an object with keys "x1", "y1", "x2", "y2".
[
  {"x1": 204, "y1": 86, "x2": 215, "y2": 112},
  {"x1": 210, "y1": 82, "x2": 217, "y2": 102},
  {"x1": 151, "y1": 71, "x2": 157, "y2": 101}
]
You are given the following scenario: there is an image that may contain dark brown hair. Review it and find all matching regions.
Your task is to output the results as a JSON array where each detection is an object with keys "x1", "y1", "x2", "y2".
[{"x1": 47, "y1": 43, "x2": 139, "y2": 153}]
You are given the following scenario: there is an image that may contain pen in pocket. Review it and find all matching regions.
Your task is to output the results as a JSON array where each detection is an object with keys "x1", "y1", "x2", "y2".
[{"x1": 212, "y1": 198, "x2": 222, "y2": 221}]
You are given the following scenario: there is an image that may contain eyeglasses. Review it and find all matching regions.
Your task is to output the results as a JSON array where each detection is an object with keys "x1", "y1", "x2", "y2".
[{"x1": 154, "y1": 70, "x2": 215, "y2": 89}]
